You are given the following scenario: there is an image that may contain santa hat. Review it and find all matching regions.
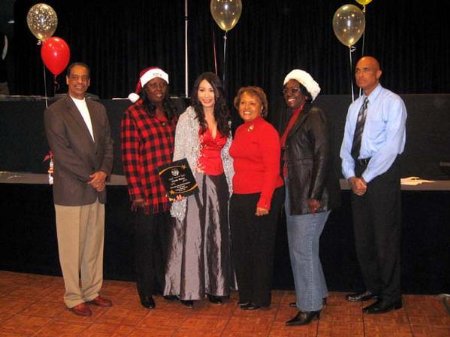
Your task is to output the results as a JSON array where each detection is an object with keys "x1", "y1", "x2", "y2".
[
  {"x1": 128, "y1": 67, "x2": 169, "y2": 103},
  {"x1": 283, "y1": 69, "x2": 321, "y2": 101}
]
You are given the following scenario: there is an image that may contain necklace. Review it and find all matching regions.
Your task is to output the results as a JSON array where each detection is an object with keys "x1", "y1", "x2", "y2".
[{"x1": 247, "y1": 124, "x2": 254, "y2": 132}]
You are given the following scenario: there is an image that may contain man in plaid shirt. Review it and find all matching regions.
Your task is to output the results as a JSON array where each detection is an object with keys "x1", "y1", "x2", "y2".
[{"x1": 121, "y1": 67, "x2": 179, "y2": 309}]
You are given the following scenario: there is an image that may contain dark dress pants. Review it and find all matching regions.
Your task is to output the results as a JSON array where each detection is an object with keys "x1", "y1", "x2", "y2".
[
  {"x1": 230, "y1": 187, "x2": 284, "y2": 307},
  {"x1": 352, "y1": 158, "x2": 402, "y2": 303},
  {"x1": 134, "y1": 210, "x2": 171, "y2": 299}
]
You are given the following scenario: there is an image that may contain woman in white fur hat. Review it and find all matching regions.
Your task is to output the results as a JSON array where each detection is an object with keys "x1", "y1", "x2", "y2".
[{"x1": 281, "y1": 69, "x2": 341, "y2": 326}]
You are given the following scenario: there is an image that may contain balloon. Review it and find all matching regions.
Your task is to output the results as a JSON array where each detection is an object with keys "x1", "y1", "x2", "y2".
[
  {"x1": 332, "y1": 4, "x2": 365, "y2": 47},
  {"x1": 210, "y1": 0, "x2": 242, "y2": 32},
  {"x1": 27, "y1": 3, "x2": 58, "y2": 41},
  {"x1": 356, "y1": 0, "x2": 373, "y2": 5},
  {"x1": 41, "y1": 37, "x2": 70, "y2": 76}
]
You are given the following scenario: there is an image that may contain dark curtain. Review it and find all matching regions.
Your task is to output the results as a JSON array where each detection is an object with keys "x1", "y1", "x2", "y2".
[{"x1": 11, "y1": 0, "x2": 450, "y2": 108}]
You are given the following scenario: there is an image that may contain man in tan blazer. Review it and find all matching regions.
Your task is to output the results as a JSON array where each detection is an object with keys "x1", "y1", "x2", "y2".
[{"x1": 44, "y1": 62, "x2": 114, "y2": 316}]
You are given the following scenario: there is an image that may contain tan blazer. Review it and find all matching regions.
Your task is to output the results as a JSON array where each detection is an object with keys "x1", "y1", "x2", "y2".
[{"x1": 44, "y1": 95, "x2": 114, "y2": 206}]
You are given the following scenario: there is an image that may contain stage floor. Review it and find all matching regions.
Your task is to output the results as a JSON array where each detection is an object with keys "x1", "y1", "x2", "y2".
[{"x1": 0, "y1": 271, "x2": 449, "y2": 337}]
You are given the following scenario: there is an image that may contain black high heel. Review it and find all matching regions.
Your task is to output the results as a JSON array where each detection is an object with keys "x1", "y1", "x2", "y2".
[
  {"x1": 240, "y1": 302, "x2": 260, "y2": 310},
  {"x1": 207, "y1": 294, "x2": 223, "y2": 304},
  {"x1": 180, "y1": 300, "x2": 194, "y2": 308},
  {"x1": 238, "y1": 301, "x2": 250, "y2": 307},
  {"x1": 285, "y1": 310, "x2": 321, "y2": 326}
]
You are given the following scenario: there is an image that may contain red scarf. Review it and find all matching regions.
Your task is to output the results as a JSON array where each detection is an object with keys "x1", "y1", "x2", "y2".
[{"x1": 280, "y1": 104, "x2": 304, "y2": 148}]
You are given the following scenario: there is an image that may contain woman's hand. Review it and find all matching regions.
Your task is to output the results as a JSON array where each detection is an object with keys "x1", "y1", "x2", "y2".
[
  {"x1": 168, "y1": 194, "x2": 185, "y2": 202},
  {"x1": 196, "y1": 163, "x2": 205, "y2": 174},
  {"x1": 131, "y1": 198, "x2": 146, "y2": 211},
  {"x1": 308, "y1": 199, "x2": 321, "y2": 214},
  {"x1": 255, "y1": 207, "x2": 269, "y2": 216}
]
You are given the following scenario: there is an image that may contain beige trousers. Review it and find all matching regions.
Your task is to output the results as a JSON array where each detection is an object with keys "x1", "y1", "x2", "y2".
[{"x1": 55, "y1": 200, "x2": 105, "y2": 308}]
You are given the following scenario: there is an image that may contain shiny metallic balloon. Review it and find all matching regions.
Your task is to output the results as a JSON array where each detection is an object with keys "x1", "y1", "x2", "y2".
[{"x1": 27, "y1": 3, "x2": 58, "y2": 41}]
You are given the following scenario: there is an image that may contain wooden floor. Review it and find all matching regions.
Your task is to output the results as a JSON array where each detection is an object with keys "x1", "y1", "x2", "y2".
[{"x1": 0, "y1": 271, "x2": 448, "y2": 337}]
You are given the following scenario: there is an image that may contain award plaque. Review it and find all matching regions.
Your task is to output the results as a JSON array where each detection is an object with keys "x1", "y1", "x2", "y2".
[{"x1": 158, "y1": 158, "x2": 198, "y2": 197}]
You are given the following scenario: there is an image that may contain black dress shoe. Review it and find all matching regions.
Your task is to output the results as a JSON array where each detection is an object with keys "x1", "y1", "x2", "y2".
[
  {"x1": 346, "y1": 290, "x2": 378, "y2": 302},
  {"x1": 180, "y1": 300, "x2": 194, "y2": 308},
  {"x1": 207, "y1": 295, "x2": 223, "y2": 304},
  {"x1": 140, "y1": 295, "x2": 155, "y2": 309},
  {"x1": 285, "y1": 310, "x2": 321, "y2": 326},
  {"x1": 240, "y1": 302, "x2": 260, "y2": 310},
  {"x1": 163, "y1": 295, "x2": 179, "y2": 301},
  {"x1": 289, "y1": 298, "x2": 327, "y2": 308},
  {"x1": 363, "y1": 299, "x2": 402, "y2": 314}
]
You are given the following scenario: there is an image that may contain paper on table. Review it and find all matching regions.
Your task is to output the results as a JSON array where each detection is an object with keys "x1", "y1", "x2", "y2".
[{"x1": 401, "y1": 176, "x2": 434, "y2": 185}]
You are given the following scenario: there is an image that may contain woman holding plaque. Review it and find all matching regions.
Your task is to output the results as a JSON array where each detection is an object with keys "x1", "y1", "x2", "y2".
[
  {"x1": 121, "y1": 67, "x2": 179, "y2": 309},
  {"x1": 229, "y1": 86, "x2": 284, "y2": 310},
  {"x1": 165, "y1": 72, "x2": 234, "y2": 308}
]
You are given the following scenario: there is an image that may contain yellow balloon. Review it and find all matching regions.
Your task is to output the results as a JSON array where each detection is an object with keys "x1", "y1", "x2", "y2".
[
  {"x1": 26, "y1": 3, "x2": 58, "y2": 41},
  {"x1": 332, "y1": 4, "x2": 365, "y2": 47},
  {"x1": 356, "y1": 0, "x2": 373, "y2": 6},
  {"x1": 210, "y1": 0, "x2": 242, "y2": 32}
]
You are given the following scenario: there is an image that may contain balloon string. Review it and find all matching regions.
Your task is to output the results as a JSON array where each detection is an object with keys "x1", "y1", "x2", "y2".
[
  {"x1": 43, "y1": 64, "x2": 48, "y2": 108},
  {"x1": 184, "y1": 0, "x2": 189, "y2": 97},
  {"x1": 212, "y1": 29, "x2": 218, "y2": 76},
  {"x1": 361, "y1": 7, "x2": 366, "y2": 57},
  {"x1": 223, "y1": 32, "x2": 227, "y2": 90},
  {"x1": 53, "y1": 76, "x2": 60, "y2": 95},
  {"x1": 349, "y1": 46, "x2": 356, "y2": 102},
  {"x1": 360, "y1": 6, "x2": 367, "y2": 97}
]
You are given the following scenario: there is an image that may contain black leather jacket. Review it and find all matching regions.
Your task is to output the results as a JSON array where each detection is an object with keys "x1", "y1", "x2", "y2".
[{"x1": 283, "y1": 104, "x2": 341, "y2": 215}]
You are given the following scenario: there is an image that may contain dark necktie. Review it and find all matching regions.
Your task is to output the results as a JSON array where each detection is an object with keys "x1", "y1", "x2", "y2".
[{"x1": 351, "y1": 97, "x2": 369, "y2": 159}]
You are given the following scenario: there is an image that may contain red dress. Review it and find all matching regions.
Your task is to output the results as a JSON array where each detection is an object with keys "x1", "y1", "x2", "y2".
[{"x1": 198, "y1": 128, "x2": 226, "y2": 176}]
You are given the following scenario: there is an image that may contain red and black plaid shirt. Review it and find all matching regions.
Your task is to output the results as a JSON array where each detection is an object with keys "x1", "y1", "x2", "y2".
[{"x1": 121, "y1": 99, "x2": 177, "y2": 214}]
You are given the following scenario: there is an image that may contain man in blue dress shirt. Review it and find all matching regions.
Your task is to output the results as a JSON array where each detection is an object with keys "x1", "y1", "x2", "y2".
[{"x1": 340, "y1": 56, "x2": 407, "y2": 314}]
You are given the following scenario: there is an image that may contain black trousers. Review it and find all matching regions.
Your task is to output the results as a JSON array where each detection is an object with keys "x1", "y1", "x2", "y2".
[
  {"x1": 133, "y1": 210, "x2": 171, "y2": 299},
  {"x1": 352, "y1": 158, "x2": 402, "y2": 303},
  {"x1": 230, "y1": 187, "x2": 284, "y2": 307}
]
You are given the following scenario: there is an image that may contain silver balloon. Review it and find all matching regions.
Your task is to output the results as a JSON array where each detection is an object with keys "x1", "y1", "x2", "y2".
[{"x1": 27, "y1": 3, "x2": 58, "y2": 41}]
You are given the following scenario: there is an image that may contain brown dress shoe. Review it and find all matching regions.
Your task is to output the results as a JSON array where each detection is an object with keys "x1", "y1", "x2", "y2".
[
  {"x1": 88, "y1": 295, "x2": 113, "y2": 307},
  {"x1": 69, "y1": 303, "x2": 92, "y2": 316}
]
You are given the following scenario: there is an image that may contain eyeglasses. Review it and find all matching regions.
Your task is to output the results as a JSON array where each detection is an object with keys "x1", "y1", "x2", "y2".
[{"x1": 282, "y1": 87, "x2": 301, "y2": 95}]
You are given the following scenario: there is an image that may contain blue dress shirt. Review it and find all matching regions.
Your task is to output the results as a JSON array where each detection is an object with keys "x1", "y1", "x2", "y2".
[{"x1": 340, "y1": 84, "x2": 407, "y2": 183}]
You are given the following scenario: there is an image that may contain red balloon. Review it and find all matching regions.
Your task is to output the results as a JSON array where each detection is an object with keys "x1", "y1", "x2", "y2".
[{"x1": 41, "y1": 37, "x2": 70, "y2": 76}]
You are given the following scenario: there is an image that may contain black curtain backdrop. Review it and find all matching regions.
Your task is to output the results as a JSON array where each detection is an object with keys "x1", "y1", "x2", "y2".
[{"x1": 11, "y1": 0, "x2": 450, "y2": 114}]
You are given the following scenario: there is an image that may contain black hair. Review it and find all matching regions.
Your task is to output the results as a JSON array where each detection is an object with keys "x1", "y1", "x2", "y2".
[
  {"x1": 66, "y1": 62, "x2": 90, "y2": 77},
  {"x1": 190, "y1": 72, "x2": 230, "y2": 136},
  {"x1": 141, "y1": 86, "x2": 178, "y2": 122},
  {"x1": 299, "y1": 83, "x2": 313, "y2": 103}
]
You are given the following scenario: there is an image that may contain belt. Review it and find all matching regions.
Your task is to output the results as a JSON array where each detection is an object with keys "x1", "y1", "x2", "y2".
[{"x1": 356, "y1": 157, "x2": 371, "y2": 166}]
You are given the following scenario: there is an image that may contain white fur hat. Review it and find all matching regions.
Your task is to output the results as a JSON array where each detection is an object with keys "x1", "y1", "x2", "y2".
[
  {"x1": 128, "y1": 67, "x2": 169, "y2": 103},
  {"x1": 283, "y1": 69, "x2": 321, "y2": 101}
]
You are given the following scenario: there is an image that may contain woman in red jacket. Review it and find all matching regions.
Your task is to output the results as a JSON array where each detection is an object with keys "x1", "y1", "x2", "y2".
[{"x1": 229, "y1": 86, "x2": 284, "y2": 310}]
